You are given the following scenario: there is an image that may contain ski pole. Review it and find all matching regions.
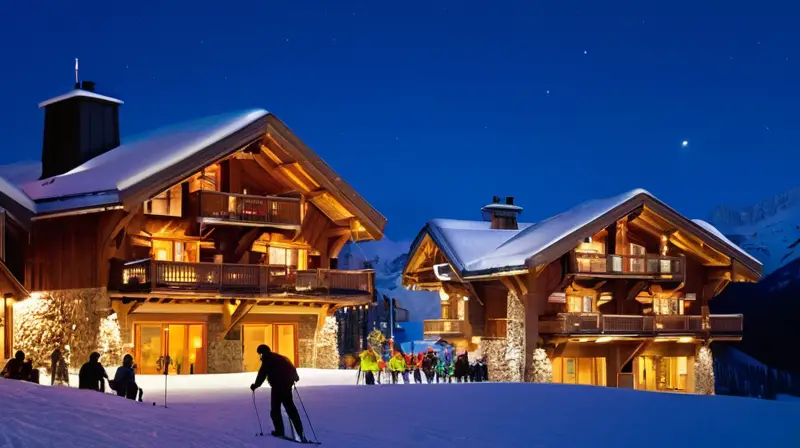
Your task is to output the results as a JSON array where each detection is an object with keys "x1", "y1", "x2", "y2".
[
  {"x1": 293, "y1": 385, "x2": 319, "y2": 444},
  {"x1": 252, "y1": 390, "x2": 264, "y2": 436}
]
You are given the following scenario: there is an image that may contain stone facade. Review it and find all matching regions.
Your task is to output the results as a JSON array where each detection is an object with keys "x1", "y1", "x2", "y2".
[
  {"x1": 13, "y1": 288, "x2": 112, "y2": 372},
  {"x1": 313, "y1": 315, "x2": 339, "y2": 369},
  {"x1": 505, "y1": 291, "x2": 525, "y2": 382},
  {"x1": 206, "y1": 315, "x2": 243, "y2": 374},
  {"x1": 298, "y1": 315, "x2": 317, "y2": 368},
  {"x1": 480, "y1": 290, "x2": 526, "y2": 382},
  {"x1": 695, "y1": 345, "x2": 715, "y2": 395}
]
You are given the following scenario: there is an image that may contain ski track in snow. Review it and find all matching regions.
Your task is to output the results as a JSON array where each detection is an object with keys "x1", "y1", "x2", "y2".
[{"x1": 2, "y1": 369, "x2": 799, "y2": 447}]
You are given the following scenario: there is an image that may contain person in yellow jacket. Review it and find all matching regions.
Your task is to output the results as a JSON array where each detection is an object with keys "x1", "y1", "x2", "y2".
[
  {"x1": 388, "y1": 351, "x2": 407, "y2": 384},
  {"x1": 359, "y1": 348, "x2": 380, "y2": 385}
]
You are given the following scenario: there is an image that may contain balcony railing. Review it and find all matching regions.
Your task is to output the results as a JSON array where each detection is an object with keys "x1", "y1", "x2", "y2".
[
  {"x1": 571, "y1": 252, "x2": 683, "y2": 278},
  {"x1": 539, "y1": 313, "x2": 743, "y2": 335},
  {"x1": 423, "y1": 319, "x2": 466, "y2": 336},
  {"x1": 117, "y1": 259, "x2": 373, "y2": 296},
  {"x1": 191, "y1": 191, "x2": 301, "y2": 227}
]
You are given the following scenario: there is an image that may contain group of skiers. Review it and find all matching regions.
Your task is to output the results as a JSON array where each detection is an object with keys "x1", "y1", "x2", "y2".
[
  {"x1": 1, "y1": 349, "x2": 143, "y2": 402},
  {"x1": 358, "y1": 347, "x2": 488, "y2": 385}
]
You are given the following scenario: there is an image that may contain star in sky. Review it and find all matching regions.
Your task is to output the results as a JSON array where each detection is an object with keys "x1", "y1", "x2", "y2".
[{"x1": 681, "y1": 140, "x2": 689, "y2": 148}]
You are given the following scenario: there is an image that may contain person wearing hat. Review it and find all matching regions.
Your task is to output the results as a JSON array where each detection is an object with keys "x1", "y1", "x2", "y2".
[
  {"x1": 79, "y1": 352, "x2": 109, "y2": 392},
  {"x1": 250, "y1": 344, "x2": 305, "y2": 442}
]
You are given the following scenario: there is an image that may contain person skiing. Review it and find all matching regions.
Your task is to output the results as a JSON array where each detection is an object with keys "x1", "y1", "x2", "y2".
[
  {"x1": 454, "y1": 352, "x2": 470, "y2": 383},
  {"x1": 79, "y1": 352, "x2": 109, "y2": 392},
  {"x1": 250, "y1": 344, "x2": 305, "y2": 442},
  {"x1": 111, "y1": 354, "x2": 142, "y2": 401},
  {"x1": 388, "y1": 351, "x2": 406, "y2": 384},
  {"x1": 358, "y1": 348, "x2": 380, "y2": 385},
  {"x1": 1, "y1": 350, "x2": 27, "y2": 380},
  {"x1": 412, "y1": 353, "x2": 423, "y2": 384},
  {"x1": 421, "y1": 349, "x2": 436, "y2": 384}
]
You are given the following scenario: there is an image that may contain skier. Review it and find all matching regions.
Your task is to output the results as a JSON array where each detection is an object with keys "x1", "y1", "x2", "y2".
[
  {"x1": 50, "y1": 349, "x2": 70, "y2": 386},
  {"x1": 1, "y1": 350, "x2": 27, "y2": 380},
  {"x1": 412, "y1": 353, "x2": 423, "y2": 384},
  {"x1": 250, "y1": 344, "x2": 306, "y2": 442},
  {"x1": 402, "y1": 352, "x2": 413, "y2": 384},
  {"x1": 78, "y1": 352, "x2": 109, "y2": 392},
  {"x1": 421, "y1": 349, "x2": 436, "y2": 384},
  {"x1": 111, "y1": 354, "x2": 142, "y2": 401},
  {"x1": 454, "y1": 352, "x2": 470, "y2": 383},
  {"x1": 388, "y1": 351, "x2": 406, "y2": 384},
  {"x1": 358, "y1": 348, "x2": 380, "y2": 385}
]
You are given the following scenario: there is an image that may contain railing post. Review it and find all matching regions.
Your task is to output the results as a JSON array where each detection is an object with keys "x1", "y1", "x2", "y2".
[{"x1": 150, "y1": 260, "x2": 157, "y2": 290}]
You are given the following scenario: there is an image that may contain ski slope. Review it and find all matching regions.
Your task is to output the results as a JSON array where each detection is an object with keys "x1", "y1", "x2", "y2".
[{"x1": 2, "y1": 369, "x2": 799, "y2": 447}]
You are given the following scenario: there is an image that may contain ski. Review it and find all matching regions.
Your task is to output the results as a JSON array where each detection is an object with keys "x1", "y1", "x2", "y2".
[{"x1": 270, "y1": 434, "x2": 321, "y2": 445}]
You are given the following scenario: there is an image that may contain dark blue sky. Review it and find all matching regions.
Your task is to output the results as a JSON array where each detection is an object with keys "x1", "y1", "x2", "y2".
[{"x1": 1, "y1": 1, "x2": 798, "y2": 239}]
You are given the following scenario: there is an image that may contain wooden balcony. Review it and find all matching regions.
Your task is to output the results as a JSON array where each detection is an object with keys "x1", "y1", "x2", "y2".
[
  {"x1": 423, "y1": 319, "x2": 467, "y2": 337},
  {"x1": 570, "y1": 251, "x2": 683, "y2": 280},
  {"x1": 190, "y1": 191, "x2": 301, "y2": 229},
  {"x1": 539, "y1": 313, "x2": 743, "y2": 336},
  {"x1": 116, "y1": 259, "x2": 374, "y2": 297}
]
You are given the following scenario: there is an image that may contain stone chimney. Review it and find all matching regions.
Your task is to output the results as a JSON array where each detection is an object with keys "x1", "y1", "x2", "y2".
[{"x1": 481, "y1": 196, "x2": 523, "y2": 230}]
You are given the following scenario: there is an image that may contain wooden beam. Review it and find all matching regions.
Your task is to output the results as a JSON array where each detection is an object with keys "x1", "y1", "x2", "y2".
[
  {"x1": 512, "y1": 275, "x2": 529, "y2": 295},
  {"x1": 328, "y1": 233, "x2": 350, "y2": 259},
  {"x1": 222, "y1": 300, "x2": 256, "y2": 338},
  {"x1": 626, "y1": 281, "x2": 650, "y2": 302}
]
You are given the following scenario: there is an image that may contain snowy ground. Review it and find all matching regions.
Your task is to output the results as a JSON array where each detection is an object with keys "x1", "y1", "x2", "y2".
[{"x1": 3, "y1": 369, "x2": 800, "y2": 448}]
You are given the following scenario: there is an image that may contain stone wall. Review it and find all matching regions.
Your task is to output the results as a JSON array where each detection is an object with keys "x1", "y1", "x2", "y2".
[
  {"x1": 313, "y1": 315, "x2": 339, "y2": 369},
  {"x1": 298, "y1": 315, "x2": 316, "y2": 368},
  {"x1": 206, "y1": 315, "x2": 243, "y2": 374},
  {"x1": 481, "y1": 290, "x2": 526, "y2": 382},
  {"x1": 13, "y1": 288, "x2": 112, "y2": 372},
  {"x1": 506, "y1": 291, "x2": 525, "y2": 382}
]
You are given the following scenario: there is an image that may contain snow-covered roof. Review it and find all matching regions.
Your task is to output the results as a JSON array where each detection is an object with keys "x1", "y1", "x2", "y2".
[
  {"x1": 38, "y1": 89, "x2": 123, "y2": 108},
  {"x1": 417, "y1": 189, "x2": 761, "y2": 278},
  {"x1": 19, "y1": 109, "x2": 268, "y2": 211}
]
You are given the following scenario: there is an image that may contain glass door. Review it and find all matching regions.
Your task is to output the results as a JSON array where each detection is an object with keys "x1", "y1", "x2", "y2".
[
  {"x1": 242, "y1": 324, "x2": 297, "y2": 371},
  {"x1": 137, "y1": 324, "x2": 164, "y2": 374},
  {"x1": 243, "y1": 324, "x2": 274, "y2": 372},
  {"x1": 135, "y1": 323, "x2": 206, "y2": 375}
]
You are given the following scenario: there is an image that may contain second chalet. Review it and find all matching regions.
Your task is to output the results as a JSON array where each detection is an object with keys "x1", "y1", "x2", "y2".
[
  {"x1": 403, "y1": 191, "x2": 761, "y2": 393},
  {"x1": 0, "y1": 81, "x2": 385, "y2": 374}
]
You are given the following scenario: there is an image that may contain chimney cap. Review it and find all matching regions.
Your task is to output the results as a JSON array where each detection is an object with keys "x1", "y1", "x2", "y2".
[{"x1": 38, "y1": 88, "x2": 124, "y2": 109}]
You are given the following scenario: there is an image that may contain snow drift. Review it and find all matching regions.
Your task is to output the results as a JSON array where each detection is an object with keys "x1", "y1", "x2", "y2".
[{"x1": 2, "y1": 369, "x2": 799, "y2": 447}]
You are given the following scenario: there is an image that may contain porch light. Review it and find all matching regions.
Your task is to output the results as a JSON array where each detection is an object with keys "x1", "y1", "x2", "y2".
[
  {"x1": 595, "y1": 337, "x2": 613, "y2": 343},
  {"x1": 462, "y1": 295, "x2": 469, "y2": 302}
]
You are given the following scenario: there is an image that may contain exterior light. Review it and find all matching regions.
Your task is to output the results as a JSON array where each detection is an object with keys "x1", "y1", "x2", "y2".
[
  {"x1": 578, "y1": 338, "x2": 589, "y2": 343},
  {"x1": 595, "y1": 337, "x2": 613, "y2": 343},
  {"x1": 463, "y1": 295, "x2": 469, "y2": 302}
]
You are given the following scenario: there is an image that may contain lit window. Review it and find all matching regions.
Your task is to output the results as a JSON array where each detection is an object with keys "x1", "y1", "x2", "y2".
[
  {"x1": 567, "y1": 295, "x2": 594, "y2": 313},
  {"x1": 145, "y1": 184, "x2": 182, "y2": 217}
]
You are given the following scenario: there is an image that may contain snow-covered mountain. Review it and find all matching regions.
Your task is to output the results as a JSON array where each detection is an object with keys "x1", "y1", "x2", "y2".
[
  {"x1": 709, "y1": 187, "x2": 800, "y2": 279},
  {"x1": 338, "y1": 239, "x2": 439, "y2": 321}
]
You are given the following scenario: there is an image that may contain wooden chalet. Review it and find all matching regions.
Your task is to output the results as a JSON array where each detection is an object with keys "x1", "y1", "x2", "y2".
[
  {"x1": 0, "y1": 81, "x2": 385, "y2": 373},
  {"x1": 402, "y1": 191, "x2": 761, "y2": 393}
]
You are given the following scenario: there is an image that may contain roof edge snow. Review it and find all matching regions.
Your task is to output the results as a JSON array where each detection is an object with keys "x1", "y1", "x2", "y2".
[{"x1": 38, "y1": 89, "x2": 124, "y2": 108}]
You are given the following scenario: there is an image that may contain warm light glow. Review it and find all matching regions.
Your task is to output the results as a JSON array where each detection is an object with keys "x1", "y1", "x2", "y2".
[
  {"x1": 439, "y1": 289, "x2": 450, "y2": 302},
  {"x1": 578, "y1": 338, "x2": 589, "y2": 343},
  {"x1": 156, "y1": 249, "x2": 168, "y2": 261},
  {"x1": 193, "y1": 337, "x2": 203, "y2": 349},
  {"x1": 595, "y1": 337, "x2": 613, "y2": 343},
  {"x1": 678, "y1": 337, "x2": 693, "y2": 343},
  {"x1": 28, "y1": 292, "x2": 42, "y2": 301},
  {"x1": 462, "y1": 295, "x2": 469, "y2": 302}
]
